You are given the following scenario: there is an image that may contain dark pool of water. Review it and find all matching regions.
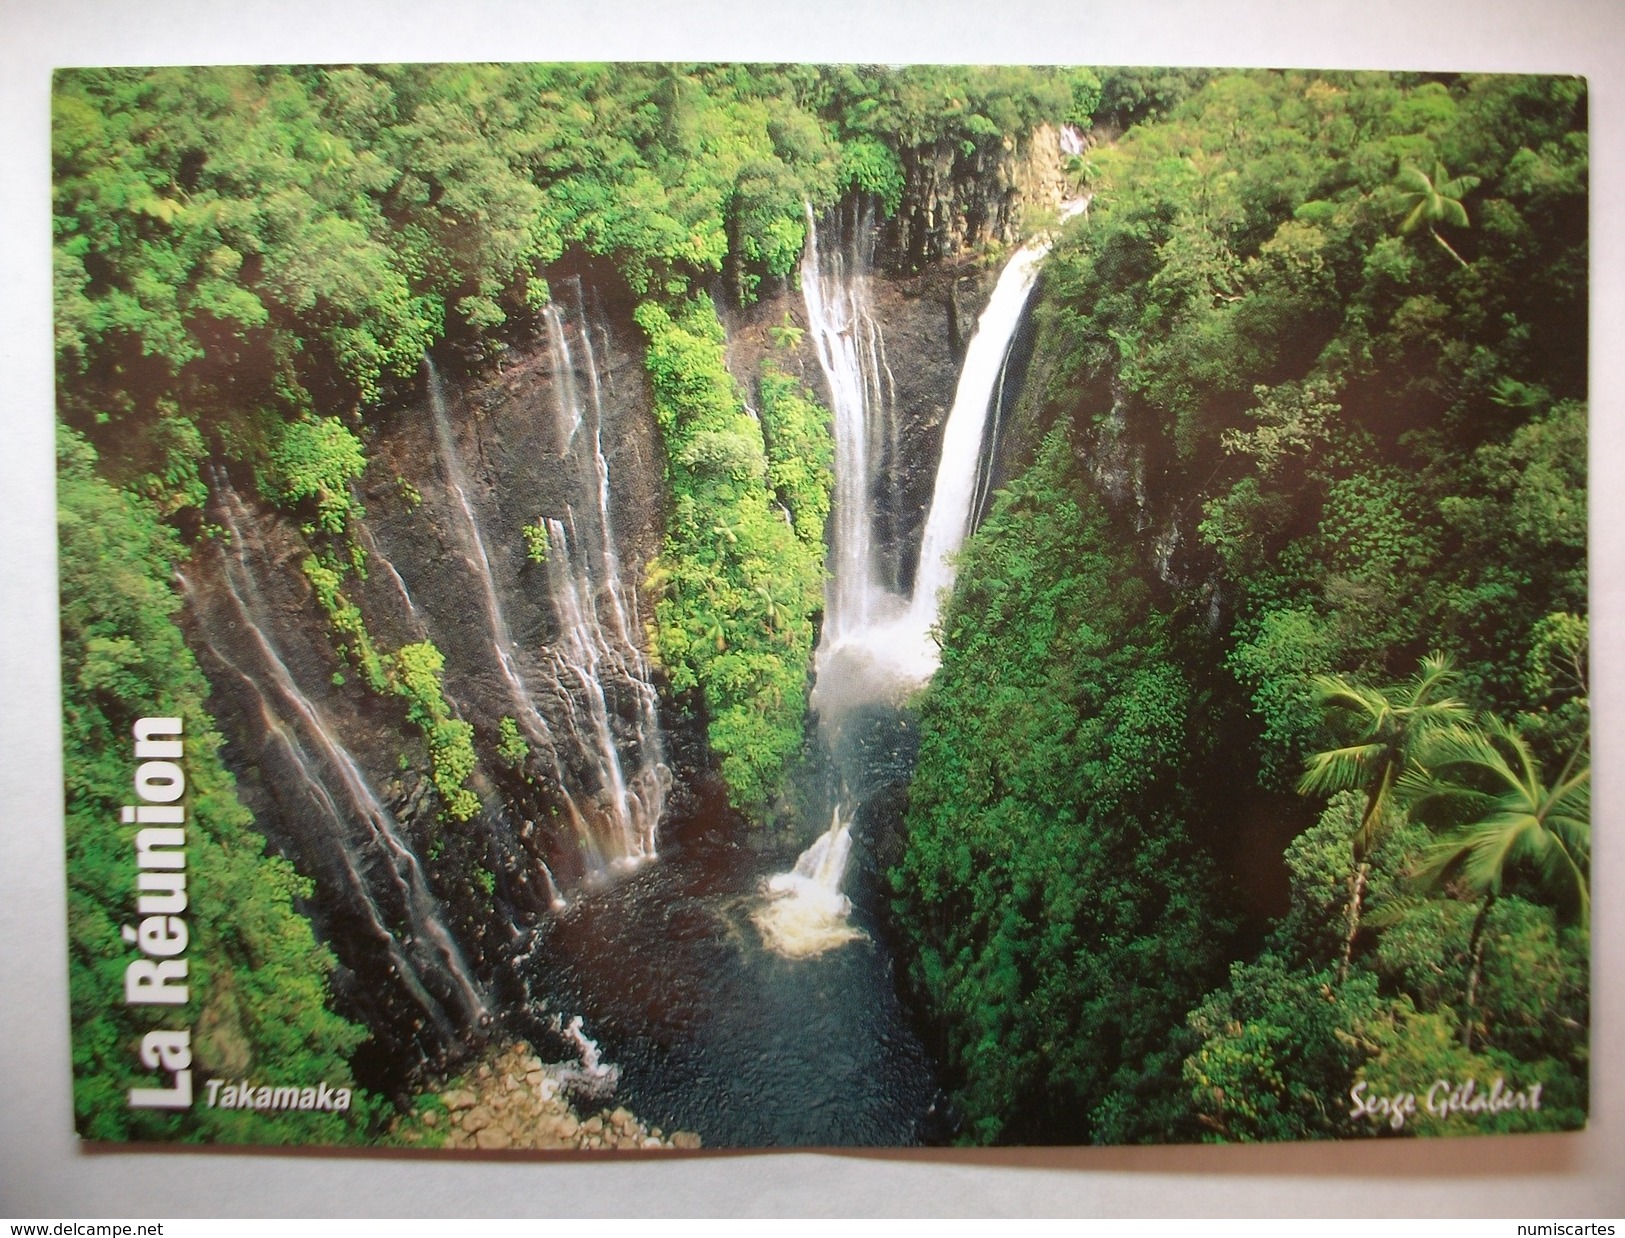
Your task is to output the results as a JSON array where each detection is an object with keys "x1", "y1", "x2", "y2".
[{"x1": 518, "y1": 794, "x2": 948, "y2": 1147}]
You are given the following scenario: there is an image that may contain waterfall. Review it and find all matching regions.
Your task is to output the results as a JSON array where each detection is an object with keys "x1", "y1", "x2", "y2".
[
  {"x1": 425, "y1": 361, "x2": 560, "y2": 754},
  {"x1": 753, "y1": 806, "x2": 865, "y2": 958},
  {"x1": 804, "y1": 199, "x2": 1086, "y2": 710},
  {"x1": 353, "y1": 506, "x2": 428, "y2": 637},
  {"x1": 425, "y1": 339, "x2": 668, "y2": 878},
  {"x1": 544, "y1": 516, "x2": 662, "y2": 866},
  {"x1": 540, "y1": 292, "x2": 671, "y2": 869},
  {"x1": 766, "y1": 195, "x2": 1084, "y2": 953},
  {"x1": 192, "y1": 472, "x2": 487, "y2": 1037},
  {"x1": 800, "y1": 198, "x2": 901, "y2": 645},
  {"x1": 900, "y1": 237, "x2": 1055, "y2": 646}
]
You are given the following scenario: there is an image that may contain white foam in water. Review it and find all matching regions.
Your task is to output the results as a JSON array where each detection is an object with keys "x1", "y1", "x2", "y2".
[
  {"x1": 787, "y1": 192, "x2": 1087, "y2": 949},
  {"x1": 754, "y1": 807, "x2": 867, "y2": 958},
  {"x1": 563, "y1": 1014, "x2": 612, "y2": 1078}
]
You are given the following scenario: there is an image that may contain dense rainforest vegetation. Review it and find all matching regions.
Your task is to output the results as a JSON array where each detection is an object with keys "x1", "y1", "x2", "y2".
[
  {"x1": 895, "y1": 70, "x2": 1588, "y2": 1142},
  {"x1": 53, "y1": 62, "x2": 1097, "y2": 819},
  {"x1": 55, "y1": 63, "x2": 1586, "y2": 1146}
]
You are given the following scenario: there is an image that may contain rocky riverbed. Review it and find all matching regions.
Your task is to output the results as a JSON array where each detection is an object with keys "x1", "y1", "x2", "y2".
[{"x1": 389, "y1": 1042, "x2": 702, "y2": 1152}]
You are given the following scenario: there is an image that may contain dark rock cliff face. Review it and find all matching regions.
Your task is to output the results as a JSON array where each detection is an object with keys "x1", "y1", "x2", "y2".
[
  {"x1": 724, "y1": 251, "x2": 1003, "y2": 598},
  {"x1": 722, "y1": 125, "x2": 1070, "y2": 589},
  {"x1": 180, "y1": 479, "x2": 473, "y2": 1085},
  {"x1": 881, "y1": 124, "x2": 1071, "y2": 273},
  {"x1": 178, "y1": 274, "x2": 685, "y2": 1091}
]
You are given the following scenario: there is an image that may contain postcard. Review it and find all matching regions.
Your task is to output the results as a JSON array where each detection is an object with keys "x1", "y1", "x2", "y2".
[{"x1": 54, "y1": 63, "x2": 1589, "y2": 1149}]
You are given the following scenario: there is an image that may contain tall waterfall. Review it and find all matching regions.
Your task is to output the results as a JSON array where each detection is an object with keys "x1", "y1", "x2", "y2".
[
  {"x1": 767, "y1": 197, "x2": 1082, "y2": 951},
  {"x1": 899, "y1": 235, "x2": 1059, "y2": 642},
  {"x1": 423, "y1": 293, "x2": 667, "y2": 878},
  {"x1": 538, "y1": 291, "x2": 670, "y2": 868},
  {"x1": 803, "y1": 200, "x2": 1083, "y2": 708},
  {"x1": 193, "y1": 471, "x2": 487, "y2": 1039},
  {"x1": 800, "y1": 199, "x2": 901, "y2": 644}
]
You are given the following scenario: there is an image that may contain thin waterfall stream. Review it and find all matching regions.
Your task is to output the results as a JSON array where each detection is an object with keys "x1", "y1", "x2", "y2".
[
  {"x1": 175, "y1": 208, "x2": 1063, "y2": 1141},
  {"x1": 422, "y1": 324, "x2": 667, "y2": 880},
  {"x1": 185, "y1": 470, "x2": 488, "y2": 1057}
]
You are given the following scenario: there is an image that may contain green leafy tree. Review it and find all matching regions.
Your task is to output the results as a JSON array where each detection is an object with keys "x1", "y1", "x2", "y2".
[
  {"x1": 1395, "y1": 161, "x2": 1482, "y2": 268},
  {"x1": 59, "y1": 426, "x2": 369, "y2": 1143},
  {"x1": 1406, "y1": 716, "x2": 1589, "y2": 1047},
  {"x1": 636, "y1": 297, "x2": 827, "y2": 815},
  {"x1": 896, "y1": 430, "x2": 1225, "y2": 1144},
  {"x1": 1299, "y1": 654, "x2": 1468, "y2": 981}
]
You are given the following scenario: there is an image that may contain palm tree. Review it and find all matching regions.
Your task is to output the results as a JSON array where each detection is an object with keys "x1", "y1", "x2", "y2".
[
  {"x1": 1299, "y1": 652, "x2": 1469, "y2": 980},
  {"x1": 1394, "y1": 161, "x2": 1482, "y2": 269},
  {"x1": 693, "y1": 609, "x2": 727, "y2": 653},
  {"x1": 1405, "y1": 716, "x2": 1589, "y2": 1049},
  {"x1": 753, "y1": 583, "x2": 783, "y2": 629}
]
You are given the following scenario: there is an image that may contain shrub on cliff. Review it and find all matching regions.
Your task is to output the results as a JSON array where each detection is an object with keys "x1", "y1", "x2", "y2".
[{"x1": 635, "y1": 298, "x2": 829, "y2": 817}]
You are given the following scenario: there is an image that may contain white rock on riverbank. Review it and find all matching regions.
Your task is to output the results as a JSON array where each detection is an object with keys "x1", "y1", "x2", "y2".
[{"x1": 390, "y1": 1042, "x2": 702, "y2": 1152}]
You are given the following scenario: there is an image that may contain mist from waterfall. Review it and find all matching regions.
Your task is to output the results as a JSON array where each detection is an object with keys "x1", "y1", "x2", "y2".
[{"x1": 768, "y1": 197, "x2": 1082, "y2": 947}]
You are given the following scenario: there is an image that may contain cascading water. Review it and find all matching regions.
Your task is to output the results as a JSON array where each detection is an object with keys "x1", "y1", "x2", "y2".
[
  {"x1": 353, "y1": 500, "x2": 428, "y2": 636},
  {"x1": 800, "y1": 199, "x2": 903, "y2": 643},
  {"x1": 766, "y1": 196, "x2": 1085, "y2": 952},
  {"x1": 540, "y1": 292, "x2": 671, "y2": 869},
  {"x1": 190, "y1": 472, "x2": 487, "y2": 1042},
  {"x1": 804, "y1": 198, "x2": 1087, "y2": 709},
  {"x1": 899, "y1": 234, "x2": 1064, "y2": 659},
  {"x1": 423, "y1": 333, "x2": 668, "y2": 879},
  {"x1": 544, "y1": 516, "x2": 663, "y2": 866},
  {"x1": 753, "y1": 806, "x2": 865, "y2": 959},
  {"x1": 425, "y1": 361, "x2": 561, "y2": 755}
]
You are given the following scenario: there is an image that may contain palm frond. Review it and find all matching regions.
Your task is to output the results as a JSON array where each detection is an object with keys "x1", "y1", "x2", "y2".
[
  {"x1": 1395, "y1": 164, "x2": 1431, "y2": 195},
  {"x1": 1439, "y1": 172, "x2": 1482, "y2": 199},
  {"x1": 1297, "y1": 741, "x2": 1385, "y2": 796},
  {"x1": 1409, "y1": 716, "x2": 1590, "y2": 923},
  {"x1": 1307, "y1": 673, "x2": 1389, "y2": 719}
]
